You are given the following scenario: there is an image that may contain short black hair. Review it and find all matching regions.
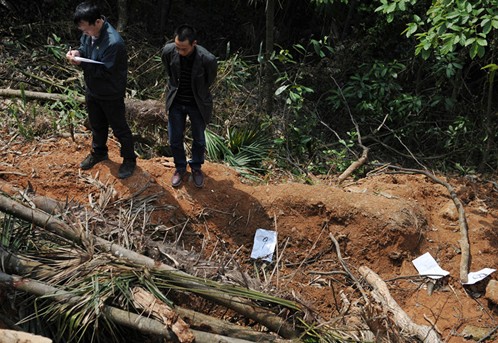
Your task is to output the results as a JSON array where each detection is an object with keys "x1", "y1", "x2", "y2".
[
  {"x1": 73, "y1": 1, "x2": 102, "y2": 25},
  {"x1": 174, "y1": 24, "x2": 197, "y2": 44}
]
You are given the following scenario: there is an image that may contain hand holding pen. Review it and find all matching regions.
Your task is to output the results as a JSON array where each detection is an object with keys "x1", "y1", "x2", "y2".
[{"x1": 66, "y1": 46, "x2": 81, "y2": 65}]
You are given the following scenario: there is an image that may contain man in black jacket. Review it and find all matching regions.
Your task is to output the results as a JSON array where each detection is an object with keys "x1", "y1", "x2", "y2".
[
  {"x1": 162, "y1": 25, "x2": 217, "y2": 188},
  {"x1": 66, "y1": 1, "x2": 136, "y2": 179}
]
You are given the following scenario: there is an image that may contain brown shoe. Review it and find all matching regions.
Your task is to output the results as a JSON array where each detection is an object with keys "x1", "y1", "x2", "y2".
[
  {"x1": 171, "y1": 170, "x2": 186, "y2": 187},
  {"x1": 191, "y1": 169, "x2": 204, "y2": 188}
]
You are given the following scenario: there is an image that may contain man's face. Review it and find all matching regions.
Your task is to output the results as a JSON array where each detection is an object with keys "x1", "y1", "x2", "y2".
[
  {"x1": 78, "y1": 19, "x2": 102, "y2": 37},
  {"x1": 175, "y1": 37, "x2": 196, "y2": 57}
]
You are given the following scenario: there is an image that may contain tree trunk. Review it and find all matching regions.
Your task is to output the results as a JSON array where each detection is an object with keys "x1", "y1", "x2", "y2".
[
  {"x1": 160, "y1": 0, "x2": 173, "y2": 40},
  {"x1": 479, "y1": 52, "x2": 497, "y2": 171},
  {"x1": 264, "y1": 0, "x2": 275, "y2": 115},
  {"x1": 341, "y1": 0, "x2": 357, "y2": 40},
  {"x1": 116, "y1": 0, "x2": 128, "y2": 32}
]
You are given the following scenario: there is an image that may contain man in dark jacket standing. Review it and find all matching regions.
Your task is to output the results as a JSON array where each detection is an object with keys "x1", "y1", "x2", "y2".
[
  {"x1": 66, "y1": 1, "x2": 136, "y2": 179},
  {"x1": 162, "y1": 25, "x2": 217, "y2": 188}
]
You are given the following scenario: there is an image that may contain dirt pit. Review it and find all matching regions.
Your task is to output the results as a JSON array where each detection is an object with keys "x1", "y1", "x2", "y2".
[{"x1": 0, "y1": 133, "x2": 497, "y2": 342}]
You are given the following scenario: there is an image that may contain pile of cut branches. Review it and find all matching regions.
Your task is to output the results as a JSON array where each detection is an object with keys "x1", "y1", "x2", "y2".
[
  {"x1": 0, "y1": 173, "x2": 444, "y2": 342},
  {"x1": 0, "y1": 176, "x2": 360, "y2": 342}
]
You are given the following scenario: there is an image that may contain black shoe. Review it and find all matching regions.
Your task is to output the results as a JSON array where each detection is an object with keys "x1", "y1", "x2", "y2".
[
  {"x1": 191, "y1": 169, "x2": 204, "y2": 188},
  {"x1": 118, "y1": 159, "x2": 136, "y2": 179},
  {"x1": 80, "y1": 153, "x2": 108, "y2": 170},
  {"x1": 171, "y1": 170, "x2": 186, "y2": 187}
]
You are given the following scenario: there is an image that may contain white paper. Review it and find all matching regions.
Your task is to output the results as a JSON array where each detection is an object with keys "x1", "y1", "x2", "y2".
[
  {"x1": 463, "y1": 268, "x2": 496, "y2": 285},
  {"x1": 412, "y1": 252, "x2": 450, "y2": 279},
  {"x1": 250, "y1": 228, "x2": 277, "y2": 262},
  {"x1": 74, "y1": 56, "x2": 104, "y2": 64}
]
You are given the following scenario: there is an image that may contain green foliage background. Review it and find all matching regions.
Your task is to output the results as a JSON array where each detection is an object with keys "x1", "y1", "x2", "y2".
[{"x1": 0, "y1": 0, "x2": 496, "y2": 179}]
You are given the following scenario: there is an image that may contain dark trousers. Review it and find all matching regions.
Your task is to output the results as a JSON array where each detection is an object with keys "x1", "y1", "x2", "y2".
[
  {"x1": 168, "y1": 102, "x2": 206, "y2": 172},
  {"x1": 86, "y1": 95, "x2": 135, "y2": 160}
]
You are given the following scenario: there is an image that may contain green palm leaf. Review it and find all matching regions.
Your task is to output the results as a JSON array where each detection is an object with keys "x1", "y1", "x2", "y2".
[{"x1": 206, "y1": 126, "x2": 272, "y2": 177}]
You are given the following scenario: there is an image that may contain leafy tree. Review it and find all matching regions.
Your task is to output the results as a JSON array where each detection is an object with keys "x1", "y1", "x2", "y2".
[
  {"x1": 376, "y1": 0, "x2": 498, "y2": 59},
  {"x1": 376, "y1": 0, "x2": 497, "y2": 170}
]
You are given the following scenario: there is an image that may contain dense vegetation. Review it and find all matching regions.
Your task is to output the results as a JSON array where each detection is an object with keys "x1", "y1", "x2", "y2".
[{"x1": 1, "y1": 0, "x2": 496, "y2": 179}]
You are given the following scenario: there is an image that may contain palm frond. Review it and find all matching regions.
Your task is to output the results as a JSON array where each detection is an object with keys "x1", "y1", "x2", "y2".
[
  {"x1": 1, "y1": 213, "x2": 34, "y2": 251},
  {"x1": 205, "y1": 129, "x2": 230, "y2": 161},
  {"x1": 206, "y1": 126, "x2": 272, "y2": 178}
]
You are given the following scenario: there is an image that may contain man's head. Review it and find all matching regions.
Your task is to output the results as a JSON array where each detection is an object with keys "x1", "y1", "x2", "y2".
[
  {"x1": 73, "y1": 1, "x2": 104, "y2": 37},
  {"x1": 174, "y1": 24, "x2": 197, "y2": 57}
]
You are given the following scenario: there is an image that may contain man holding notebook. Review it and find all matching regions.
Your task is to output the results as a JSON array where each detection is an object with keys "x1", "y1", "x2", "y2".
[{"x1": 66, "y1": 1, "x2": 136, "y2": 179}]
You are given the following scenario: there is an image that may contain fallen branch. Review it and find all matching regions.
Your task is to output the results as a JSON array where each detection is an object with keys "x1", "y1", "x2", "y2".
[
  {"x1": 0, "y1": 88, "x2": 166, "y2": 128},
  {"x1": 0, "y1": 247, "x2": 289, "y2": 342},
  {"x1": 0, "y1": 193, "x2": 299, "y2": 339},
  {"x1": 358, "y1": 266, "x2": 442, "y2": 343},
  {"x1": 132, "y1": 287, "x2": 194, "y2": 343},
  {"x1": 0, "y1": 271, "x2": 268, "y2": 343},
  {"x1": 0, "y1": 88, "x2": 84, "y2": 103},
  {"x1": 477, "y1": 325, "x2": 498, "y2": 343},
  {"x1": 377, "y1": 164, "x2": 470, "y2": 283},
  {"x1": 0, "y1": 171, "x2": 27, "y2": 176},
  {"x1": 0, "y1": 179, "x2": 72, "y2": 215},
  {"x1": 174, "y1": 306, "x2": 291, "y2": 342},
  {"x1": 328, "y1": 232, "x2": 369, "y2": 302},
  {"x1": 337, "y1": 144, "x2": 369, "y2": 185},
  {"x1": 322, "y1": 76, "x2": 381, "y2": 186},
  {"x1": 0, "y1": 329, "x2": 52, "y2": 343}
]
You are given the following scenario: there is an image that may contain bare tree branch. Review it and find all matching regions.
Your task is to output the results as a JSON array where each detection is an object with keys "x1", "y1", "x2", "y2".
[{"x1": 359, "y1": 266, "x2": 442, "y2": 343}]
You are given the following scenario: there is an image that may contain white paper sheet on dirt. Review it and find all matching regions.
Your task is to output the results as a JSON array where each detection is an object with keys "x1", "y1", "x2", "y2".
[
  {"x1": 74, "y1": 56, "x2": 104, "y2": 64},
  {"x1": 412, "y1": 252, "x2": 450, "y2": 279},
  {"x1": 250, "y1": 228, "x2": 277, "y2": 262},
  {"x1": 463, "y1": 268, "x2": 496, "y2": 285}
]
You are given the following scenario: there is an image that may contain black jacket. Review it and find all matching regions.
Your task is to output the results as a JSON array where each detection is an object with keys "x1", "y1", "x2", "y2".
[
  {"x1": 78, "y1": 21, "x2": 127, "y2": 100},
  {"x1": 162, "y1": 43, "x2": 217, "y2": 124}
]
